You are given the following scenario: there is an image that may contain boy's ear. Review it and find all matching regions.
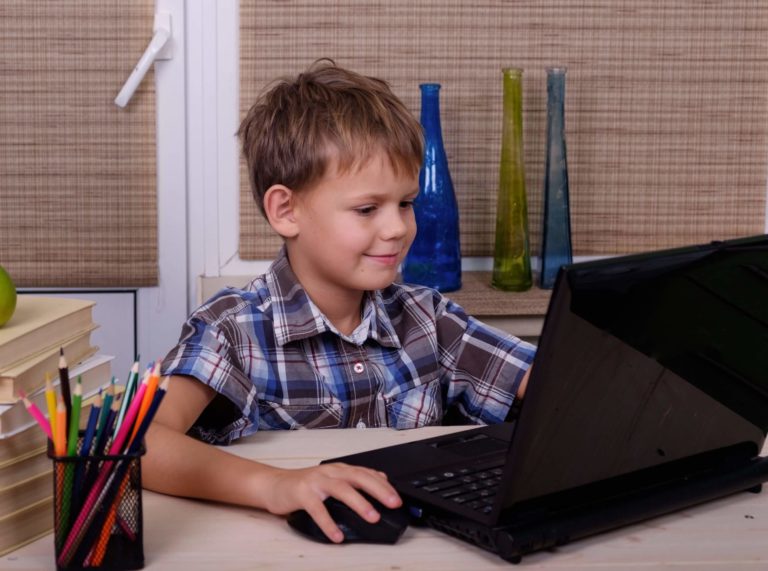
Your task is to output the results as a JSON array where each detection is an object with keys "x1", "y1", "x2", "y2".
[{"x1": 263, "y1": 184, "x2": 299, "y2": 238}]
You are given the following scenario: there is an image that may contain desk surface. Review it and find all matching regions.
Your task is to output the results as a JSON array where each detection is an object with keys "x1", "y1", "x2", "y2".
[{"x1": 6, "y1": 426, "x2": 768, "y2": 570}]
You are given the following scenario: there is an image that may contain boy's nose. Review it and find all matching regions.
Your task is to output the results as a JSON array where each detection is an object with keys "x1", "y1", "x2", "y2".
[{"x1": 381, "y1": 210, "x2": 409, "y2": 240}]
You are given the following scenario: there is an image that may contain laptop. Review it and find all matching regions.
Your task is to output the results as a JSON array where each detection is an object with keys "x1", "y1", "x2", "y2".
[{"x1": 324, "y1": 234, "x2": 768, "y2": 563}]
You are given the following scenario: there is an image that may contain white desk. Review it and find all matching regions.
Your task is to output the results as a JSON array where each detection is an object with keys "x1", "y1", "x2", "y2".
[{"x1": 6, "y1": 426, "x2": 768, "y2": 570}]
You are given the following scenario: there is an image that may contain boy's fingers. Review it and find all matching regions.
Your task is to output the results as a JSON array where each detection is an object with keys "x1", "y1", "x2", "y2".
[
  {"x1": 288, "y1": 463, "x2": 404, "y2": 542},
  {"x1": 323, "y1": 462, "x2": 401, "y2": 508},
  {"x1": 362, "y1": 483, "x2": 402, "y2": 510},
  {"x1": 324, "y1": 477, "x2": 403, "y2": 525},
  {"x1": 328, "y1": 488, "x2": 381, "y2": 523},
  {"x1": 304, "y1": 501, "x2": 344, "y2": 543}
]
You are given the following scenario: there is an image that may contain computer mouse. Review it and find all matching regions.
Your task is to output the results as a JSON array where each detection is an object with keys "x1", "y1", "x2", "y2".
[{"x1": 287, "y1": 493, "x2": 410, "y2": 544}]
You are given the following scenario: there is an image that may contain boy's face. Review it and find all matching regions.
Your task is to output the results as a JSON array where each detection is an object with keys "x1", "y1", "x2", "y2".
[{"x1": 287, "y1": 151, "x2": 419, "y2": 302}]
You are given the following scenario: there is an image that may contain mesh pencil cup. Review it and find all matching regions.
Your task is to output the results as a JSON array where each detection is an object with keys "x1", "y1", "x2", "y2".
[{"x1": 48, "y1": 433, "x2": 145, "y2": 571}]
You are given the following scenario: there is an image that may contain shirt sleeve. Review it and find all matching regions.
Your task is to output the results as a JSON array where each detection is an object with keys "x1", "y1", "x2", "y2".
[
  {"x1": 160, "y1": 293, "x2": 262, "y2": 444},
  {"x1": 435, "y1": 294, "x2": 536, "y2": 424}
]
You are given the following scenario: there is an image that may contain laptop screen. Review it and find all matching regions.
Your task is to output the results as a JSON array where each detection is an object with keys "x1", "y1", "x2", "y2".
[{"x1": 500, "y1": 236, "x2": 768, "y2": 508}]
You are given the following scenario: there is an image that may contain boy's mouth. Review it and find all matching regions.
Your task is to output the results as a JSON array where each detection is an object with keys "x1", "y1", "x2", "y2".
[{"x1": 365, "y1": 253, "x2": 400, "y2": 265}]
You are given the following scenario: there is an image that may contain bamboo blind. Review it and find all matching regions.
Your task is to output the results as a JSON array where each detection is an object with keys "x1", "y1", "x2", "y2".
[
  {"x1": 239, "y1": 0, "x2": 768, "y2": 260},
  {"x1": 0, "y1": 1, "x2": 158, "y2": 287}
]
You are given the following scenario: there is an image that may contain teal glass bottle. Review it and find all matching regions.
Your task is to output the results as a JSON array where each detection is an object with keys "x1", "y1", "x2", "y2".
[
  {"x1": 402, "y1": 83, "x2": 462, "y2": 292},
  {"x1": 539, "y1": 67, "x2": 573, "y2": 289},
  {"x1": 491, "y1": 68, "x2": 532, "y2": 291}
]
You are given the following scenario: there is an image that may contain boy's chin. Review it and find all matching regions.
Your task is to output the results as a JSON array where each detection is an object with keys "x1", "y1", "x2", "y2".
[{"x1": 355, "y1": 271, "x2": 398, "y2": 291}]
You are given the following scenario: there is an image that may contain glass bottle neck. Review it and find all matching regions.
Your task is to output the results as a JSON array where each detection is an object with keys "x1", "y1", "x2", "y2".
[
  {"x1": 420, "y1": 83, "x2": 444, "y2": 146},
  {"x1": 501, "y1": 70, "x2": 524, "y2": 153},
  {"x1": 546, "y1": 70, "x2": 566, "y2": 111}
]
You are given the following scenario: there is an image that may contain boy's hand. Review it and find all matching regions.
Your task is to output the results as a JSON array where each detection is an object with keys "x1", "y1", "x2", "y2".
[{"x1": 259, "y1": 462, "x2": 401, "y2": 543}]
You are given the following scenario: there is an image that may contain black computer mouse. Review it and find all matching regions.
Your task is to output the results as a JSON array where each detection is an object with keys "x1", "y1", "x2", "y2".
[{"x1": 287, "y1": 493, "x2": 410, "y2": 544}]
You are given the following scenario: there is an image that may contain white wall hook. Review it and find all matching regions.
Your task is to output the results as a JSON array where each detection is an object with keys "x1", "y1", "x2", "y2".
[{"x1": 115, "y1": 12, "x2": 173, "y2": 108}]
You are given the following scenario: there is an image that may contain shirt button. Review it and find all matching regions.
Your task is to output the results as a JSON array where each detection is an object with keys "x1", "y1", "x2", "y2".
[{"x1": 353, "y1": 362, "x2": 365, "y2": 374}]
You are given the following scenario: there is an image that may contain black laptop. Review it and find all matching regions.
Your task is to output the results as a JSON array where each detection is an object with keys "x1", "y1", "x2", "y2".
[{"x1": 325, "y1": 234, "x2": 768, "y2": 563}]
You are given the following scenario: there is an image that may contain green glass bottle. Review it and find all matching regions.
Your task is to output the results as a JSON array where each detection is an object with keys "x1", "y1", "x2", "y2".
[{"x1": 491, "y1": 68, "x2": 532, "y2": 291}]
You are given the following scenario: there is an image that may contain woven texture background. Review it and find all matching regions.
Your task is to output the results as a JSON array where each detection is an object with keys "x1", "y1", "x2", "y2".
[
  {"x1": 240, "y1": 0, "x2": 768, "y2": 260},
  {"x1": 0, "y1": 1, "x2": 158, "y2": 287}
]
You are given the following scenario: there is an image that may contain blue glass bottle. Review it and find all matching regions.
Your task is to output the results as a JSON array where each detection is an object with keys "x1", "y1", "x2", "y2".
[
  {"x1": 539, "y1": 67, "x2": 573, "y2": 289},
  {"x1": 402, "y1": 83, "x2": 462, "y2": 292}
]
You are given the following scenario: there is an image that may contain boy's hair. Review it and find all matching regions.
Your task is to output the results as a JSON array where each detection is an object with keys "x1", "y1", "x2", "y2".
[{"x1": 238, "y1": 60, "x2": 424, "y2": 217}]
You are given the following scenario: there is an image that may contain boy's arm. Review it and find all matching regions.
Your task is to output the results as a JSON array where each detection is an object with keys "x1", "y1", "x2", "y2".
[
  {"x1": 518, "y1": 366, "x2": 532, "y2": 399},
  {"x1": 143, "y1": 374, "x2": 401, "y2": 543},
  {"x1": 436, "y1": 296, "x2": 536, "y2": 424}
]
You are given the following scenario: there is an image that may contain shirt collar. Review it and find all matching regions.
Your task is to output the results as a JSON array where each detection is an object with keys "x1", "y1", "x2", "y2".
[
  {"x1": 366, "y1": 289, "x2": 402, "y2": 349},
  {"x1": 266, "y1": 247, "x2": 401, "y2": 349}
]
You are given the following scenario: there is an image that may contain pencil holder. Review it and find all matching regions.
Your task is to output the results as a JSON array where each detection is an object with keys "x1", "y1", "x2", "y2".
[{"x1": 48, "y1": 435, "x2": 145, "y2": 571}]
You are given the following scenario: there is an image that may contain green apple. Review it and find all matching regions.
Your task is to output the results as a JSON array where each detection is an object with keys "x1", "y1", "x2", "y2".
[{"x1": 0, "y1": 265, "x2": 17, "y2": 327}]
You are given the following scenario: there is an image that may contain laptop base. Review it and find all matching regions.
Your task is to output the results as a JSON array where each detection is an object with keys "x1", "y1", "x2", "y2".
[{"x1": 410, "y1": 455, "x2": 768, "y2": 563}]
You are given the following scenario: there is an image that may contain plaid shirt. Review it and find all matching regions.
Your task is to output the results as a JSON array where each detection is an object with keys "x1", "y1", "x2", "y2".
[{"x1": 161, "y1": 249, "x2": 535, "y2": 444}]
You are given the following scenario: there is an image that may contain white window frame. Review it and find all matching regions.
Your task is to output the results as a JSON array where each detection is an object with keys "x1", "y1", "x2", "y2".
[{"x1": 136, "y1": 0, "x2": 189, "y2": 363}]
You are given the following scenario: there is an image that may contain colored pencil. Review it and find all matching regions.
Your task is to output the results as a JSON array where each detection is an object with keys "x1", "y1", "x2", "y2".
[
  {"x1": 101, "y1": 376, "x2": 116, "y2": 425},
  {"x1": 129, "y1": 376, "x2": 168, "y2": 451},
  {"x1": 53, "y1": 396, "x2": 67, "y2": 548},
  {"x1": 80, "y1": 394, "x2": 120, "y2": 502},
  {"x1": 58, "y1": 375, "x2": 151, "y2": 563},
  {"x1": 20, "y1": 353, "x2": 171, "y2": 567},
  {"x1": 115, "y1": 360, "x2": 139, "y2": 433},
  {"x1": 79, "y1": 390, "x2": 101, "y2": 458},
  {"x1": 59, "y1": 376, "x2": 83, "y2": 544},
  {"x1": 89, "y1": 377, "x2": 170, "y2": 566},
  {"x1": 79, "y1": 388, "x2": 104, "y2": 486},
  {"x1": 129, "y1": 361, "x2": 160, "y2": 442},
  {"x1": 66, "y1": 377, "x2": 83, "y2": 457},
  {"x1": 71, "y1": 391, "x2": 101, "y2": 524},
  {"x1": 108, "y1": 375, "x2": 148, "y2": 455},
  {"x1": 93, "y1": 389, "x2": 118, "y2": 457},
  {"x1": 54, "y1": 397, "x2": 67, "y2": 457},
  {"x1": 19, "y1": 389, "x2": 53, "y2": 440},
  {"x1": 45, "y1": 373, "x2": 57, "y2": 443},
  {"x1": 58, "y1": 456, "x2": 124, "y2": 566},
  {"x1": 58, "y1": 347, "x2": 72, "y2": 431}
]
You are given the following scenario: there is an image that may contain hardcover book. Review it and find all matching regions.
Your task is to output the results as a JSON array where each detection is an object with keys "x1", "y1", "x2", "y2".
[
  {"x1": 0, "y1": 328, "x2": 98, "y2": 403},
  {"x1": 0, "y1": 297, "x2": 95, "y2": 372},
  {"x1": 0, "y1": 496, "x2": 52, "y2": 557},
  {"x1": 0, "y1": 354, "x2": 113, "y2": 434}
]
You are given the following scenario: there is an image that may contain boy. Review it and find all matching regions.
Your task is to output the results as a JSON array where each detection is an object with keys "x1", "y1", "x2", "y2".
[{"x1": 145, "y1": 61, "x2": 535, "y2": 543}]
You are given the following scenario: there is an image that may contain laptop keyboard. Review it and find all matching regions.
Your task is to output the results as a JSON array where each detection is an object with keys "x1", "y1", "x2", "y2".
[{"x1": 407, "y1": 458, "x2": 505, "y2": 514}]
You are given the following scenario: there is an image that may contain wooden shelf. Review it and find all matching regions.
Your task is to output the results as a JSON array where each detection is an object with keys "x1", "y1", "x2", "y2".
[{"x1": 444, "y1": 272, "x2": 551, "y2": 317}]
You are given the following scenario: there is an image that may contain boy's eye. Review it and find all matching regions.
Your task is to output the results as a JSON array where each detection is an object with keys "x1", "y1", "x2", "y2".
[
  {"x1": 400, "y1": 200, "x2": 414, "y2": 209},
  {"x1": 355, "y1": 206, "x2": 376, "y2": 216}
]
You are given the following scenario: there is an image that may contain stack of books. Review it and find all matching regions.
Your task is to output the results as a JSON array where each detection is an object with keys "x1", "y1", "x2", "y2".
[
  {"x1": 0, "y1": 297, "x2": 113, "y2": 556},
  {"x1": 0, "y1": 296, "x2": 98, "y2": 403}
]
